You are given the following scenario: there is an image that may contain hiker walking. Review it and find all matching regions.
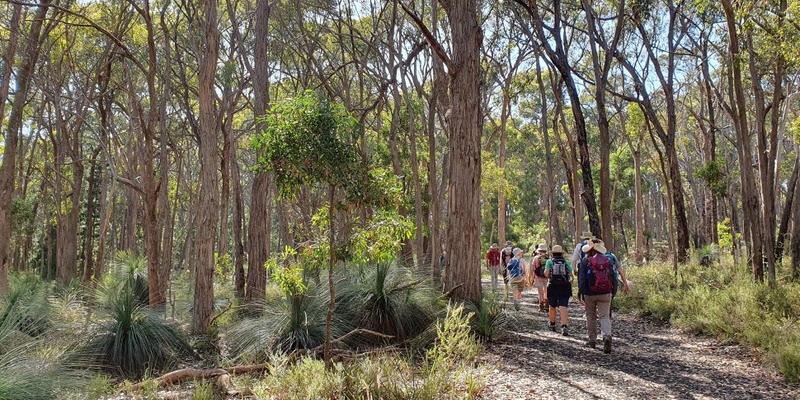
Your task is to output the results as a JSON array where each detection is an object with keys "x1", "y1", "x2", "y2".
[
  {"x1": 528, "y1": 243, "x2": 550, "y2": 312},
  {"x1": 571, "y1": 231, "x2": 593, "y2": 274},
  {"x1": 500, "y1": 240, "x2": 514, "y2": 297},
  {"x1": 507, "y1": 248, "x2": 527, "y2": 303},
  {"x1": 486, "y1": 243, "x2": 502, "y2": 291},
  {"x1": 544, "y1": 245, "x2": 573, "y2": 336},
  {"x1": 578, "y1": 240, "x2": 615, "y2": 353}
]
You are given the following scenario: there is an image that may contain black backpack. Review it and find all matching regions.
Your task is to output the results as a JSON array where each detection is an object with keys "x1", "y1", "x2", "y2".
[
  {"x1": 549, "y1": 258, "x2": 570, "y2": 286},
  {"x1": 501, "y1": 247, "x2": 514, "y2": 267},
  {"x1": 534, "y1": 254, "x2": 549, "y2": 277}
]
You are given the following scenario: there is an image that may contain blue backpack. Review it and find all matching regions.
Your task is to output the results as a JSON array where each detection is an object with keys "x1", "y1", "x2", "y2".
[
  {"x1": 605, "y1": 252, "x2": 621, "y2": 295},
  {"x1": 507, "y1": 259, "x2": 523, "y2": 278}
]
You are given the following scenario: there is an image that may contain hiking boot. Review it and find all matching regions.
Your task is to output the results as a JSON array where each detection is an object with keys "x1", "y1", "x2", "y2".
[
  {"x1": 603, "y1": 336, "x2": 612, "y2": 354},
  {"x1": 586, "y1": 341, "x2": 596, "y2": 348},
  {"x1": 549, "y1": 322, "x2": 556, "y2": 332},
  {"x1": 561, "y1": 325, "x2": 569, "y2": 336}
]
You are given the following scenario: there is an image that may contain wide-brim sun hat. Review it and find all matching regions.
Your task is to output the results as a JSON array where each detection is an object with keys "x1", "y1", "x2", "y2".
[
  {"x1": 513, "y1": 247, "x2": 522, "y2": 257},
  {"x1": 581, "y1": 231, "x2": 593, "y2": 240},
  {"x1": 491, "y1": 243, "x2": 498, "y2": 249},
  {"x1": 505, "y1": 240, "x2": 513, "y2": 246},
  {"x1": 593, "y1": 241, "x2": 608, "y2": 254},
  {"x1": 551, "y1": 245, "x2": 564, "y2": 255},
  {"x1": 582, "y1": 240, "x2": 607, "y2": 254},
  {"x1": 536, "y1": 243, "x2": 548, "y2": 252}
]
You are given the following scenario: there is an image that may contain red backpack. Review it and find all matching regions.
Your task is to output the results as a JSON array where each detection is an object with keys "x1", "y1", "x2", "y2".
[{"x1": 587, "y1": 254, "x2": 613, "y2": 295}]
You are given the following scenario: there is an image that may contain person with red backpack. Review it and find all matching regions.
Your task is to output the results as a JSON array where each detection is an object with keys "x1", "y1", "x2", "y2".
[{"x1": 578, "y1": 240, "x2": 615, "y2": 353}]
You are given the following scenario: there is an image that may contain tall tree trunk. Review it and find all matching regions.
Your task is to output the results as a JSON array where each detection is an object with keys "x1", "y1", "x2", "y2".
[
  {"x1": 497, "y1": 88, "x2": 509, "y2": 246},
  {"x1": 721, "y1": 0, "x2": 764, "y2": 281},
  {"x1": 428, "y1": 0, "x2": 445, "y2": 284},
  {"x1": 245, "y1": 0, "x2": 272, "y2": 305},
  {"x1": 535, "y1": 56, "x2": 561, "y2": 245},
  {"x1": 192, "y1": 0, "x2": 220, "y2": 335},
  {"x1": 0, "y1": 1, "x2": 50, "y2": 291},
  {"x1": 82, "y1": 150, "x2": 101, "y2": 284},
  {"x1": 401, "y1": 82, "x2": 426, "y2": 267},
  {"x1": 441, "y1": 0, "x2": 483, "y2": 302},
  {"x1": 777, "y1": 160, "x2": 798, "y2": 263}
]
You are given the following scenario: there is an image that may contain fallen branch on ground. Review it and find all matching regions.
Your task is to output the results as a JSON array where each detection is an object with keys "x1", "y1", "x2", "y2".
[{"x1": 129, "y1": 363, "x2": 270, "y2": 391}]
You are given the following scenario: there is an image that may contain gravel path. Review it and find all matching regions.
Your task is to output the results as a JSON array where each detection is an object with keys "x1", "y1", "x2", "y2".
[{"x1": 478, "y1": 282, "x2": 800, "y2": 400}]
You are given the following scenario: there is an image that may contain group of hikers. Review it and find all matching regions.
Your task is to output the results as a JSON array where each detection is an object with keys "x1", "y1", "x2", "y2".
[{"x1": 485, "y1": 233, "x2": 630, "y2": 353}]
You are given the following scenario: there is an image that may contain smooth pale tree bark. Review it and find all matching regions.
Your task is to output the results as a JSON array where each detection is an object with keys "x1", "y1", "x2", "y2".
[
  {"x1": 245, "y1": 0, "x2": 272, "y2": 305},
  {"x1": 192, "y1": 0, "x2": 220, "y2": 335},
  {"x1": 0, "y1": 1, "x2": 51, "y2": 291}
]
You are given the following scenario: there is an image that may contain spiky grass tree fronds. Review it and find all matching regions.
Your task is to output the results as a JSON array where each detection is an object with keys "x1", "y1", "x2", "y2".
[
  {"x1": 0, "y1": 272, "x2": 53, "y2": 339},
  {"x1": 75, "y1": 261, "x2": 190, "y2": 379},
  {"x1": 0, "y1": 293, "x2": 85, "y2": 399},
  {"x1": 336, "y1": 261, "x2": 440, "y2": 344},
  {"x1": 228, "y1": 284, "x2": 333, "y2": 361},
  {"x1": 465, "y1": 291, "x2": 508, "y2": 342}
]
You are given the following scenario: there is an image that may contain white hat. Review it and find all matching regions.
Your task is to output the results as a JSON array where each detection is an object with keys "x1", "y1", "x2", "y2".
[{"x1": 512, "y1": 247, "x2": 522, "y2": 257}]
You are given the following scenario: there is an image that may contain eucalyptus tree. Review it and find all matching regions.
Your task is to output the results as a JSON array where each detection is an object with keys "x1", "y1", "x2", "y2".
[
  {"x1": 191, "y1": 0, "x2": 221, "y2": 335},
  {"x1": 482, "y1": 0, "x2": 536, "y2": 248},
  {"x1": 512, "y1": 0, "x2": 603, "y2": 240},
  {"x1": 597, "y1": 0, "x2": 692, "y2": 262},
  {"x1": 719, "y1": 0, "x2": 799, "y2": 283},
  {"x1": 246, "y1": 0, "x2": 272, "y2": 305},
  {"x1": 0, "y1": 0, "x2": 53, "y2": 291},
  {"x1": 577, "y1": 0, "x2": 626, "y2": 250}
]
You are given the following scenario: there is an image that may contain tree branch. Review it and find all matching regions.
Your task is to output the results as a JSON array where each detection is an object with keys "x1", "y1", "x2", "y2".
[{"x1": 398, "y1": 1, "x2": 455, "y2": 75}]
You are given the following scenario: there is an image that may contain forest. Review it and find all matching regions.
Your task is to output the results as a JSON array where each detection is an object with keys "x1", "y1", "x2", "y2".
[{"x1": 0, "y1": 0, "x2": 799, "y2": 398}]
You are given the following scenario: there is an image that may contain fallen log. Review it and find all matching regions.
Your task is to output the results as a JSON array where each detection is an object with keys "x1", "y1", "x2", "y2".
[{"x1": 129, "y1": 363, "x2": 270, "y2": 391}]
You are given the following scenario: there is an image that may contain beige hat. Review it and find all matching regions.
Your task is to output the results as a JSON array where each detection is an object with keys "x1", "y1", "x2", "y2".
[
  {"x1": 490, "y1": 243, "x2": 498, "y2": 249},
  {"x1": 536, "y1": 243, "x2": 548, "y2": 252},
  {"x1": 551, "y1": 245, "x2": 564, "y2": 255},
  {"x1": 505, "y1": 240, "x2": 513, "y2": 247},
  {"x1": 513, "y1": 247, "x2": 522, "y2": 257},
  {"x1": 581, "y1": 231, "x2": 594, "y2": 240},
  {"x1": 582, "y1": 240, "x2": 607, "y2": 254}
]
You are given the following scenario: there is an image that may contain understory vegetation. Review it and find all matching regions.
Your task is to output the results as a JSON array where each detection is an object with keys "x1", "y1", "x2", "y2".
[
  {"x1": 617, "y1": 252, "x2": 800, "y2": 383},
  {"x1": 0, "y1": 255, "x2": 506, "y2": 399}
]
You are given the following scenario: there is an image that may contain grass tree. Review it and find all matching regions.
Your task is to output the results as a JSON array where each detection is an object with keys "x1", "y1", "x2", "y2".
[{"x1": 253, "y1": 90, "x2": 366, "y2": 367}]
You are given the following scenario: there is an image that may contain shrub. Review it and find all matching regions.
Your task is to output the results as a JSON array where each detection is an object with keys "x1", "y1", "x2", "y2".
[
  {"x1": 465, "y1": 291, "x2": 508, "y2": 342},
  {"x1": 227, "y1": 283, "x2": 333, "y2": 361},
  {"x1": 335, "y1": 261, "x2": 439, "y2": 344},
  {"x1": 624, "y1": 259, "x2": 800, "y2": 383},
  {"x1": 75, "y1": 260, "x2": 191, "y2": 378}
]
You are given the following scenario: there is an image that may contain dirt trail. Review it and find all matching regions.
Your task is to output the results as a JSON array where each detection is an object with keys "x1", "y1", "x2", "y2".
[{"x1": 478, "y1": 282, "x2": 800, "y2": 400}]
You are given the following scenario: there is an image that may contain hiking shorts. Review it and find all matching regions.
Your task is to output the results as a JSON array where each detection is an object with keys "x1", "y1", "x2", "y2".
[
  {"x1": 547, "y1": 284, "x2": 572, "y2": 307},
  {"x1": 509, "y1": 275, "x2": 525, "y2": 291},
  {"x1": 532, "y1": 276, "x2": 547, "y2": 289}
]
